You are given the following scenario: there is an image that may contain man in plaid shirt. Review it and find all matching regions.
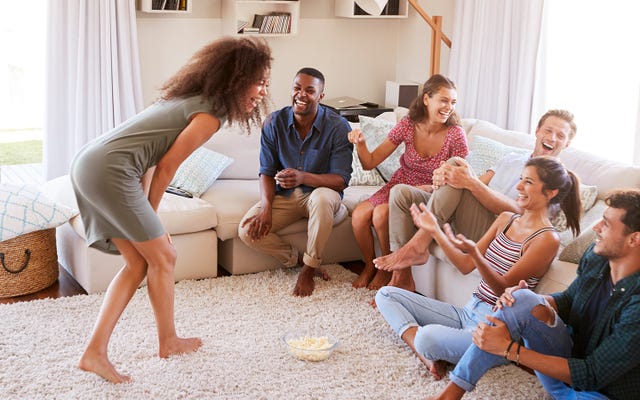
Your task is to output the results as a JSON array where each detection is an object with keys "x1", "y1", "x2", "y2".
[{"x1": 428, "y1": 188, "x2": 640, "y2": 400}]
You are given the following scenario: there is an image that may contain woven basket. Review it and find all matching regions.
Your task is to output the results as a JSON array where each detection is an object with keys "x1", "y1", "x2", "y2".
[{"x1": 0, "y1": 228, "x2": 59, "y2": 298}]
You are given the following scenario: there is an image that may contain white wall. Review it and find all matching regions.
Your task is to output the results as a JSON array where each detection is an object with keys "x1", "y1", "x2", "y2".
[{"x1": 136, "y1": 0, "x2": 454, "y2": 109}]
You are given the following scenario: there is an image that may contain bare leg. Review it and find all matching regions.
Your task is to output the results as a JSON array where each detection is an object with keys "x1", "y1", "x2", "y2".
[
  {"x1": 373, "y1": 228, "x2": 433, "y2": 271},
  {"x1": 401, "y1": 326, "x2": 449, "y2": 380},
  {"x1": 350, "y1": 202, "x2": 377, "y2": 288},
  {"x1": 367, "y1": 204, "x2": 392, "y2": 290},
  {"x1": 78, "y1": 239, "x2": 147, "y2": 383},
  {"x1": 293, "y1": 265, "x2": 330, "y2": 296},
  {"x1": 132, "y1": 235, "x2": 202, "y2": 358},
  {"x1": 426, "y1": 382, "x2": 466, "y2": 400}
]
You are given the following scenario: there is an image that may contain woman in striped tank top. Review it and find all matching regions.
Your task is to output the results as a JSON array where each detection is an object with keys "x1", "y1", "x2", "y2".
[{"x1": 376, "y1": 156, "x2": 582, "y2": 380}]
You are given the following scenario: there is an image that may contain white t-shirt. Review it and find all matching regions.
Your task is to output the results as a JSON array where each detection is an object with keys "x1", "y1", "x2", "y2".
[{"x1": 487, "y1": 152, "x2": 530, "y2": 200}]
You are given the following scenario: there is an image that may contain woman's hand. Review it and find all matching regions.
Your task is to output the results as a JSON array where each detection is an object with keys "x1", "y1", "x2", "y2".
[
  {"x1": 410, "y1": 202, "x2": 440, "y2": 234},
  {"x1": 443, "y1": 224, "x2": 477, "y2": 254},
  {"x1": 347, "y1": 129, "x2": 365, "y2": 145}
]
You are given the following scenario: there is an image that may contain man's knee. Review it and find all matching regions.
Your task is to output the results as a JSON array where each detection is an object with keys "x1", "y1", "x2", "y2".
[{"x1": 390, "y1": 184, "x2": 422, "y2": 211}]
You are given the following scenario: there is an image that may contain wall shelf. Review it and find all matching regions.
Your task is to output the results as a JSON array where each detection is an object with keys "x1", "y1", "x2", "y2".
[
  {"x1": 335, "y1": 0, "x2": 408, "y2": 19},
  {"x1": 222, "y1": 0, "x2": 300, "y2": 37},
  {"x1": 140, "y1": 0, "x2": 191, "y2": 13}
]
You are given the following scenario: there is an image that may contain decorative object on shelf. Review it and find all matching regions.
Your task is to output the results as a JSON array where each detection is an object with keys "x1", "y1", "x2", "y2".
[
  {"x1": 335, "y1": 0, "x2": 407, "y2": 18},
  {"x1": 141, "y1": 0, "x2": 191, "y2": 13}
]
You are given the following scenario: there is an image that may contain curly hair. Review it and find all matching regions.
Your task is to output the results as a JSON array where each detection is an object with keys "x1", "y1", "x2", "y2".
[
  {"x1": 605, "y1": 189, "x2": 640, "y2": 234},
  {"x1": 408, "y1": 74, "x2": 461, "y2": 127},
  {"x1": 160, "y1": 36, "x2": 272, "y2": 131}
]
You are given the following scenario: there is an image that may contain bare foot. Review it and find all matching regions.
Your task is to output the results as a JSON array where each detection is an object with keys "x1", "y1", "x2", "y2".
[
  {"x1": 293, "y1": 265, "x2": 330, "y2": 296},
  {"x1": 425, "y1": 359, "x2": 449, "y2": 380},
  {"x1": 374, "y1": 244, "x2": 429, "y2": 271},
  {"x1": 352, "y1": 262, "x2": 376, "y2": 288},
  {"x1": 366, "y1": 269, "x2": 392, "y2": 290},
  {"x1": 387, "y1": 269, "x2": 416, "y2": 292},
  {"x1": 159, "y1": 336, "x2": 203, "y2": 358},
  {"x1": 78, "y1": 348, "x2": 131, "y2": 384}
]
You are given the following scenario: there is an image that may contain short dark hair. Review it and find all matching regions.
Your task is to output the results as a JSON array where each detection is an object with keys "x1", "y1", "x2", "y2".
[
  {"x1": 296, "y1": 67, "x2": 325, "y2": 87},
  {"x1": 605, "y1": 189, "x2": 640, "y2": 234}
]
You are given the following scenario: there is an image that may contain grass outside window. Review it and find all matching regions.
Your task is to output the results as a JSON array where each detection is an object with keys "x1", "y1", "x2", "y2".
[{"x1": 0, "y1": 140, "x2": 43, "y2": 165}]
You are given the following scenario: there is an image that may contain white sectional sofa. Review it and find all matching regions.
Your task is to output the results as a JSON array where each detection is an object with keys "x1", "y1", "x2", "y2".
[{"x1": 44, "y1": 110, "x2": 640, "y2": 301}]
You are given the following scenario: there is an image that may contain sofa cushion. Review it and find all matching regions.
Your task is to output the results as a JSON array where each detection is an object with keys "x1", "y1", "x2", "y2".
[
  {"x1": 358, "y1": 115, "x2": 404, "y2": 181},
  {"x1": 203, "y1": 123, "x2": 262, "y2": 180},
  {"x1": 158, "y1": 194, "x2": 218, "y2": 235},
  {"x1": 559, "y1": 147, "x2": 640, "y2": 198},
  {"x1": 170, "y1": 147, "x2": 233, "y2": 197},
  {"x1": 201, "y1": 180, "x2": 261, "y2": 240},
  {"x1": 349, "y1": 147, "x2": 386, "y2": 186},
  {"x1": 466, "y1": 135, "x2": 529, "y2": 176},
  {"x1": 550, "y1": 183, "x2": 598, "y2": 232},
  {"x1": 557, "y1": 200, "x2": 606, "y2": 263},
  {"x1": 467, "y1": 119, "x2": 535, "y2": 149}
]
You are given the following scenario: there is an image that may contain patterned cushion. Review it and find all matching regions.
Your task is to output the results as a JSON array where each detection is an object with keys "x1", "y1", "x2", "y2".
[
  {"x1": 349, "y1": 147, "x2": 386, "y2": 186},
  {"x1": 550, "y1": 183, "x2": 599, "y2": 232},
  {"x1": 467, "y1": 135, "x2": 529, "y2": 176},
  {"x1": 170, "y1": 147, "x2": 234, "y2": 197},
  {"x1": 0, "y1": 184, "x2": 77, "y2": 241},
  {"x1": 358, "y1": 115, "x2": 404, "y2": 181}
]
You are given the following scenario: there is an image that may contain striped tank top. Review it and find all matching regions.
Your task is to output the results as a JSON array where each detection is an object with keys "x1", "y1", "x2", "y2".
[{"x1": 475, "y1": 214, "x2": 556, "y2": 306}]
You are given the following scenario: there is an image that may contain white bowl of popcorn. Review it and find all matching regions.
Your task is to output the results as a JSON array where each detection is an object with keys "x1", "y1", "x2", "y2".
[{"x1": 282, "y1": 330, "x2": 339, "y2": 362}]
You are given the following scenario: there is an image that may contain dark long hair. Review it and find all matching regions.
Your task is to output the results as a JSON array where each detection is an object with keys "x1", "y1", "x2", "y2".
[
  {"x1": 407, "y1": 74, "x2": 461, "y2": 127},
  {"x1": 526, "y1": 156, "x2": 581, "y2": 236},
  {"x1": 160, "y1": 36, "x2": 272, "y2": 130}
]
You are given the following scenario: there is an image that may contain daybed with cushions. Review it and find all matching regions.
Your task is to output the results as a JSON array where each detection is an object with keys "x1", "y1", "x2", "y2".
[{"x1": 44, "y1": 109, "x2": 640, "y2": 300}]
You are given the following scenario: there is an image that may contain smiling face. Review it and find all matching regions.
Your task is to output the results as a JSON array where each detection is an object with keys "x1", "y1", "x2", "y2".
[
  {"x1": 532, "y1": 116, "x2": 572, "y2": 157},
  {"x1": 515, "y1": 165, "x2": 557, "y2": 211},
  {"x1": 291, "y1": 73, "x2": 324, "y2": 117},
  {"x1": 424, "y1": 87, "x2": 457, "y2": 124},
  {"x1": 244, "y1": 70, "x2": 270, "y2": 113},
  {"x1": 593, "y1": 207, "x2": 630, "y2": 259}
]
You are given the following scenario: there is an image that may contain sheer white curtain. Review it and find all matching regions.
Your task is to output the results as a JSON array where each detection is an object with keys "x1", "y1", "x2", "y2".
[
  {"x1": 44, "y1": 0, "x2": 143, "y2": 180},
  {"x1": 448, "y1": 0, "x2": 544, "y2": 132}
]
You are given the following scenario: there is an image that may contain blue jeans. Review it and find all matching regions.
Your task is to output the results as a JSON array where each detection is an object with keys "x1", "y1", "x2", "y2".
[
  {"x1": 376, "y1": 286, "x2": 505, "y2": 365},
  {"x1": 450, "y1": 289, "x2": 608, "y2": 399}
]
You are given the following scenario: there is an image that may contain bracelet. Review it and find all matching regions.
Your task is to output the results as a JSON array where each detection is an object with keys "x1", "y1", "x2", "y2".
[
  {"x1": 516, "y1": 341, "x2": 522, "y2": 366},
  {"x1": 504, "y1": 340, "x2": 516, "y2": 360}
]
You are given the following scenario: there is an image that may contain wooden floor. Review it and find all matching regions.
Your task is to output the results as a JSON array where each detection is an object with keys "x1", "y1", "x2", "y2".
[{"x1": 1, "y1": 260, "x2": 364, "y2": 304}]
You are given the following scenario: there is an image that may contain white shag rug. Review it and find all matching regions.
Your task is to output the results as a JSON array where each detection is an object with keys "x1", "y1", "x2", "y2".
[{"x1": 0, "y1": 265, "x2": 547, "y2": 399}]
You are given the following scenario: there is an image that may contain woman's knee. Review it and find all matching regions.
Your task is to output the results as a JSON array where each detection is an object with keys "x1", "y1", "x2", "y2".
[
  {"x1": 413, "y1": 327, "x2": 440, "y2": 358},
  {"x1": 351, "y1": 202, "x2": 373, "y2": 227},
  {"x1": 372, "y1": 204, "x2": 389, "y2": 229}
]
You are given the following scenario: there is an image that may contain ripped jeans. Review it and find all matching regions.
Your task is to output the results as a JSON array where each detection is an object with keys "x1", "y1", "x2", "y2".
[{"x1": 450, "y1": 289, "x2": 608, "y2": 400}]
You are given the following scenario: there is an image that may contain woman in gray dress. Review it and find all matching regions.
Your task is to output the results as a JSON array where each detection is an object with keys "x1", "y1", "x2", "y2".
[{"x1": 71, "y1": 37, "x2": 272, "y2": 383}]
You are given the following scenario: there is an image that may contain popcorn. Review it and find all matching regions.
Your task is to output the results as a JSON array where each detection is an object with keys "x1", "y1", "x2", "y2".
[{"x1": 285, "y1": 335, "x2": 335, "y2": 361}]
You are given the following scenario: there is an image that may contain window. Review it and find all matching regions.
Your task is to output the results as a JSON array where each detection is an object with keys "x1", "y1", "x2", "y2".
[
  {"x1": 541, "y1": 0, "x2": 640, "y2": 164},
  {"x1": 0, "y1": 0, "x2": 46, "y2": 183}
]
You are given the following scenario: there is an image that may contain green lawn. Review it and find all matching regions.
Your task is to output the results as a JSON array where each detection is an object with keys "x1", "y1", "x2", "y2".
[{"x1": 0, "y1": 140, "x2": 43, "y2": 165}]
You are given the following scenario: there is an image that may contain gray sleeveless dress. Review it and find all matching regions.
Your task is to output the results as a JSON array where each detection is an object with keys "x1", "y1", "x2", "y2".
[{"x1": 70, "y1": 95, "x2": 224, "y2": 254}]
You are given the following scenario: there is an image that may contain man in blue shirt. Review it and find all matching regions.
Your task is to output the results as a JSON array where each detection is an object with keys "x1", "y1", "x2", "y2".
[
  {"x1": 239, "y1": 67, "x2": 353, "y2": 296},
  {"x1": 426, "y1": 188, "x2": 640, "y2": 400}
]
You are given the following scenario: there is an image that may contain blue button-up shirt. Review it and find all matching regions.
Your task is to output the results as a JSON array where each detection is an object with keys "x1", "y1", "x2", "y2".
[{"x1": 259, "y1": 105, "x2": 353, "y2": 197}]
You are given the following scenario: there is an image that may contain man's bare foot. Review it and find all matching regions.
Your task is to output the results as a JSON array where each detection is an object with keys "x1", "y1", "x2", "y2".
[
  {"x1": 387, "y1": 269, "x2": 416, "y2": 292},
  {"x1": 293, "y1": 265, "x2": 330, "y2": 296},
  {"x1": 425, "y1": 359, "x2": 449, "y2": 380},
  {"x1": 373, "y1": 244, "x2": 429, "y2": 271},
  {"x1": 78, "y1": 348, "x2": 131, "y2": 384},
  {"x1": 366, "y1": 269, "x2": 391, "y2": 290},
  {"x1": 352, "y1": 262, "x2": 376, "y2": 288},
  {"x1": 159, "y1": 336, "x2": 203, "y2": 358}
]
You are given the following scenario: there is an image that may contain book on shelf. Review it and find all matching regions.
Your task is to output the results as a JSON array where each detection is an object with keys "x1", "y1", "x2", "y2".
[
  {"x1": 252, "y1": 12, "x2": 292, "y2": 34},
  {"x1": 237, "y1": 20, "x2": 249, "y2": 33},
  {"x1": 152, "y1": 0, "x2": 165, "y2": 10},
  {"x1": 163, "y1": 0, "x2": 178, "y2": 10}
]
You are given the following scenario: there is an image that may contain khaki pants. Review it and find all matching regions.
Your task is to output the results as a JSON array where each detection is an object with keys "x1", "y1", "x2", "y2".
[
  {"x1": 238, "y1": 187, "x2": 342, "y2": 268},
  {"x1": 388, "y1": 160, "x2": 497, "y2": 250}
]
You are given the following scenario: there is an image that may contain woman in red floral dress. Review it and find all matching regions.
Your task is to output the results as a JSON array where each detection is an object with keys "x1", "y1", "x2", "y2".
[{"x1": 348, "y1": 74, "x2": 468, "y2": 290}]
